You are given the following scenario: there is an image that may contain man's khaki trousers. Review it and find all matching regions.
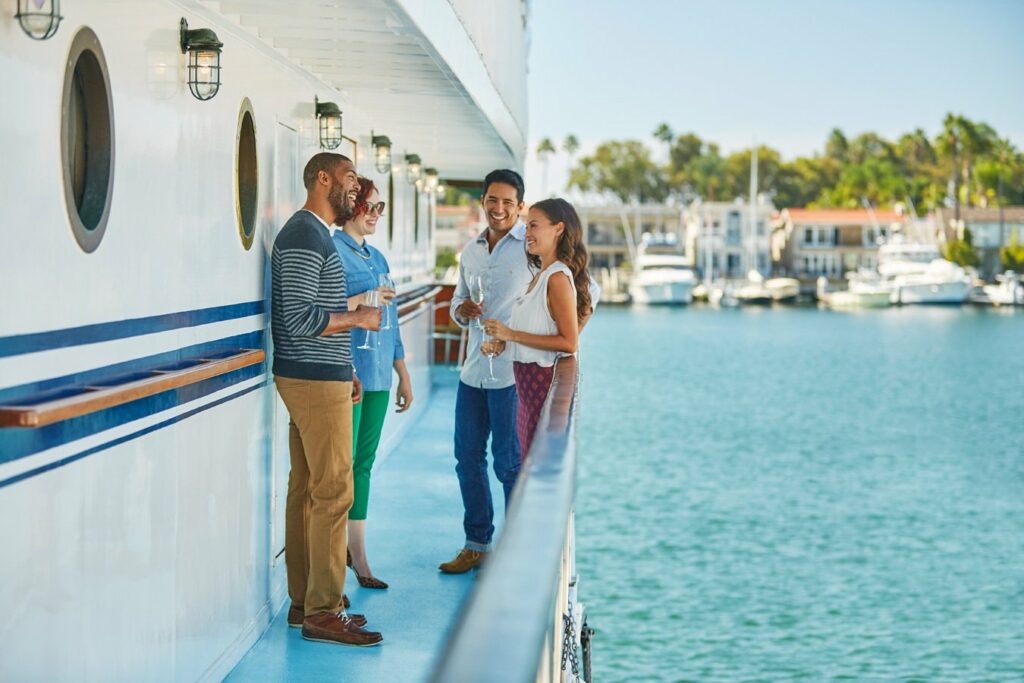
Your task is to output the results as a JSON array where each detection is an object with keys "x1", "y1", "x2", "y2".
[{"x1": 275, "y1": 376, "x2": 353, "y2": 616}]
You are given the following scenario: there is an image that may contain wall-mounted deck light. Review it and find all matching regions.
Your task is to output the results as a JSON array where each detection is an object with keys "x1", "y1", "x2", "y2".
[
  {"x1": 405, "y1": 154, "x2": 422, "y2": 185},
  {"x1": 15, "y1": 0, "x2": 62, "y2": 40},
  {"x1": 424, "y1": 167, "x2": 439, "y2": 192},
  {"x1": 315, "y1": 98, "x2": 343, "y2": 149},
  {"x1": 179, "y1": 18, "x2": 222, "y2": 101},
  {"x1": 372, "y1": 133, "x2": 392, "y2": 174}
]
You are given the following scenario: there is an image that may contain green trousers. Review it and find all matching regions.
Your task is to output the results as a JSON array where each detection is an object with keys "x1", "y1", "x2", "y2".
[{"x1": 350, "y1": 390, "x2": 389, "y2": 520}]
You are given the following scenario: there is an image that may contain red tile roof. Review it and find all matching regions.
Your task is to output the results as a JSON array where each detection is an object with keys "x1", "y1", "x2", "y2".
[{"x1": 784, "y1": 208, "x2": 904, "y2": 225}]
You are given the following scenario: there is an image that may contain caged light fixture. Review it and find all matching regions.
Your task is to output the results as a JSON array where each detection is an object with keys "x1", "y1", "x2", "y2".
[
  {"x1": 424, "y1": 167, "x2": 439, "y2": 192},
  {"x1": 15, "y1": 0, "x2": 62, "y2": 40},
  {"x1": 405, "y1": 154, "x2": 422, "y2": 185},
  {"x1": 315, "y1": 98, "x2": 343, "y2": 150},
  {"x1": 372, "y1": 133, "x2": 392, "y2": 174},
  {"x1": 179, "y1": 18, "x2": 223, "y2": 101}
]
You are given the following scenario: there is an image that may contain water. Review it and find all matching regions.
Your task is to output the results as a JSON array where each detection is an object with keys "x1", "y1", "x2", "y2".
[{"x1": 576, "y1": 305, "x2": 1024, "y2": 682}]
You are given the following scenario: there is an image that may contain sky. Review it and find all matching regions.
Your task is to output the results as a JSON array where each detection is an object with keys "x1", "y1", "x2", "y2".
[{"x1": 522, "y1": 0, "x2": 1024, "y2": 203}]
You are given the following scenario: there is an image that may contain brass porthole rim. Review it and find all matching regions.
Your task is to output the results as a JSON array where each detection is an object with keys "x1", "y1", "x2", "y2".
[
  {"x1": 235, "y1": 97, "x2": 257, "y2": 251},
  {"x1": 61, "y1": 26, "x2": 115, "y2": 254}
]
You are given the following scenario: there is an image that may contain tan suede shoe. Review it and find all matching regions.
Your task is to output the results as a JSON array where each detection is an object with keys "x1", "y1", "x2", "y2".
[
  {"x1": 438, "y1": 548, "x2": 487, "y2": 574},
  {"x1": 288, "y1": 603, "x2": 365, "y2": 628},
  {"x1": 301, "y1": 612, "x2": 382, "y2": 647}
]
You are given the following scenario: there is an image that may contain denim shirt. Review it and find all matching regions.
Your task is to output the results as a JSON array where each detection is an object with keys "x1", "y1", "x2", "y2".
[
  {"x1": 332, "y1": 230, "x2": 405, "y2": 392},
  {"x1": 450, "y1": 222, "x2": 533, "y2": 389}
]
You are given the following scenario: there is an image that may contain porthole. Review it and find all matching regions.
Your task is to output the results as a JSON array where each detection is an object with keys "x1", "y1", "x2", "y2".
[
  {"x1": 61, "y1": 27, "x2": 114, "y2": 253},
  {"x1": 235, "y1": 99, "x2": 258, "y2": 250}
]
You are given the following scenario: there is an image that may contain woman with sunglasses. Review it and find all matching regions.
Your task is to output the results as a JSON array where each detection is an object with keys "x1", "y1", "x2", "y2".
[{"x1": 332, "y1": 176, "x2": 413, "y2": 590}]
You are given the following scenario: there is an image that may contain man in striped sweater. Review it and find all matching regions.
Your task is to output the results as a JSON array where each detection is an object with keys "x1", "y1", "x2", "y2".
[{"x1": 272, "y1": 152, "x2": 383, "y2": 647}]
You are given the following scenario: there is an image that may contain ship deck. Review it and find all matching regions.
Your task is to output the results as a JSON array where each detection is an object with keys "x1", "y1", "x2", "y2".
[{"x1": 226, "y1": 370, "x2": 503, "y2": 683}]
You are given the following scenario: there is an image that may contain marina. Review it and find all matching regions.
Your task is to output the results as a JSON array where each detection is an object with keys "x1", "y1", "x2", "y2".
[{"x1": 577, "y1": 305, "x2": 1024, "y2": 682}]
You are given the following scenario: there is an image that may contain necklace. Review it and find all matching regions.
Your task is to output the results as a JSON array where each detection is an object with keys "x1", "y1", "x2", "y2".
[{"x1": 346, "y1": 241, "x2": 372, "y2": 261}]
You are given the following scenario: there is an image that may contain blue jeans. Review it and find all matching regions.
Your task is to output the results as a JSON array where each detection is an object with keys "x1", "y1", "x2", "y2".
[{"x1": 454, "y1": 381, "x2": 520, "y2": 550}]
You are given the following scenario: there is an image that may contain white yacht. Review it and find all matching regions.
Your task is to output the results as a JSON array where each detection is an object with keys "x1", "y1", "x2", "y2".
[
  {"x1": 628, "y1": 233, "x2": 698, "y2": 304},
  {"x1": 983, "y1": 272, "x2": 1024, "y2": 307},
  {"x1": 765, "y1": 277, "x2": 801, "y2": 303},
  {"x1": 822, "y1": 272, "x2": 892, "y2": 309},
  {"x1": 735, "y1": 269, "x2": 774, "y2": 305},
  {"x1": 879, "y1": 241, "x2": 972, "y2": 304}
]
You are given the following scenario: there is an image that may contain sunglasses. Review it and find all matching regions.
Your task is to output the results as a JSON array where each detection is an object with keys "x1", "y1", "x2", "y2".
[{"x1": 366, "y1": 201, "x2": 386, "y2": 215}]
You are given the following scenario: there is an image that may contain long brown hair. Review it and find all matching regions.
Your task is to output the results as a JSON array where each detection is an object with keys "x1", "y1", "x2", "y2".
[{"x1": 528, "y1": 198, "x2": 591, "y2": 324}]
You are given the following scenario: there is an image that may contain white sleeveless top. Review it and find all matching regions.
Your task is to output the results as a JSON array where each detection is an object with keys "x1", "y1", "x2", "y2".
[{"x1": 508, "y1": 261, "x2": 576, "y2": 367}]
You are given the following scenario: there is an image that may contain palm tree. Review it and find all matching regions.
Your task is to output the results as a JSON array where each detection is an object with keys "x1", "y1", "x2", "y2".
[
  {"x1": 563, "y1": 134, "x2": 580, "y2": 189},
  {"x1": 653, "y1": 122, "x2": 673, "y2": 161},
  {"x1": 536, "y1": 137, "x2": 556, "y2": 197}
]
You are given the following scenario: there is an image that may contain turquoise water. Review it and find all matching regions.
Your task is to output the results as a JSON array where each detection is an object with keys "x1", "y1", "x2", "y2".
[{"x1": 576, "y1": 305, "x2": 1024, "y2": 682}]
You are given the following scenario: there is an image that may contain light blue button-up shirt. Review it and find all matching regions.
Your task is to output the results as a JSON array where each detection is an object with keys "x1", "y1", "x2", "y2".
[
  {"x1": 332, "y1": 229, "x2": 405, "y2": 392},
  {"x1": 450, "y1": 221, "x2": 532, "y2": 389}
]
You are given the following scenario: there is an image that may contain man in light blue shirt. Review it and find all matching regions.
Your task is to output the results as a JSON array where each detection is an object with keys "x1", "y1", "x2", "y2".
[{"x1": 439, "y1": 169, "x2": 532, "y2": 573}]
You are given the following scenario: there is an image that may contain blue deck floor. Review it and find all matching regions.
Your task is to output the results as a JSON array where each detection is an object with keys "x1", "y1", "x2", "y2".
[{"x1": 226, "y1": 373, "x2": 504, "y2": 682}]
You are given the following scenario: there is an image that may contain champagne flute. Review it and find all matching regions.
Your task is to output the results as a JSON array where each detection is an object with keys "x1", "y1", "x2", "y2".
[
  {"x1": 358, "y1": 289, "x2": 380, "y2": 350},
  {"x1": 482, "y1": 333, "x2": 499, "y2": 383},
  {"x1": 379, "y1": 273, "x2": 394, "y2": 330},
  {"x1": 469, "y1": 275, "x2": 485, "y2": 329}
]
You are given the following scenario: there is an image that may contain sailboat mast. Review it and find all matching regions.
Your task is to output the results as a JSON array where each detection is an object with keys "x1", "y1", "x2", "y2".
[{"x1": 748, "y1": 143, "x2": 759, "y2": 274}]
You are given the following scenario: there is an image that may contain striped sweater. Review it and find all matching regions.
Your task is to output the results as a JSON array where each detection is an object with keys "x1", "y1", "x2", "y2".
[{"x1": 271, "y1": 210, "x2": 352, "y2": 381}]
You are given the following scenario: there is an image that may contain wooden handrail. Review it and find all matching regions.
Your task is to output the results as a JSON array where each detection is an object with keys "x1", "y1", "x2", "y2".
[{"x1": 0, "y1": 349, "x2": 265, "y2": 429}]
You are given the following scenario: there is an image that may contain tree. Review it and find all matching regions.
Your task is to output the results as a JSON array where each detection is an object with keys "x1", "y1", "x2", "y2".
[
  {"x1": 536, "y1": 137, "x2": 556, "y2": 198},
  {"x1": 825, "y1": 128, "x2": 849, "y2": 163},
  {"x1": 562, "y1": 134, "x2": 580, "y2": 189},
  {"x1": 942, "y1": 227, "x2": 980, "y2": 268},
  {"x1": 1000, "y1": 234, "x2": 1024, "y2": 273},
  {"x1": 568, "y1": 140, "x2": 668, "y2": 203}
]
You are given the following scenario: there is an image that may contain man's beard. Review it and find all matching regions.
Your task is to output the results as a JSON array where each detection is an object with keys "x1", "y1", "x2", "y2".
[{"x1": 329, "y1": 181, "x2": 354, "y2": 224}]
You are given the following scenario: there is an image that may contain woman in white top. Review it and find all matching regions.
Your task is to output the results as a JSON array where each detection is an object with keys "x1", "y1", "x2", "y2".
[{"x1": 483, "y1": 198, "x2": 592, "y2": 462}]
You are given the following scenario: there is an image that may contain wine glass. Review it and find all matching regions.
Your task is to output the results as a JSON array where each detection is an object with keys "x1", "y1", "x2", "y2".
[
  {"x1": 379, "y1": 273, "x2": 394, "y2": 331},
  {"x1": 482, "y1": 333, "x2": 499, "y2": 383},
  {"x1": 469, "y1": 275, "x2": 485, "y2": 329},
  {"x1": 358, "y1": 289, "x2": 380, "y2": 350}
]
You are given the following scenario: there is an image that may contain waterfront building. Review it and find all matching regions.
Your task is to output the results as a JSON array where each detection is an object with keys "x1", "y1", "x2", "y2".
[
  {"x1": 435, "y1": 203, "x2": 484, "y2": 255},
  {"x1": 579, "y1": 203, "x2": 687, "y2": 271},
  {"x1": 772, "y1": 208, "x2": 909, "y2": 281},
  {"x1": 934, "y1": 206, "x2": 1024, "y2": 279},
  {"x1": 684, "y1": 199, "x2": 775, "y2": 279}
]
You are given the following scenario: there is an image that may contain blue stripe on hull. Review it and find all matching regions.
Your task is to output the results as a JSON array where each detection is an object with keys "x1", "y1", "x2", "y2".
[
  {"x1": 0, "y1": 301, "x2": 264, "y2": 358},
  {"x1": 0, "y1": 360, "x2": 265, "y2": 465},
  {"x1": 0, "y1": 379, "x2": 268, "y2": 490},
  {"x1": 0, "y1": 331, "x2": 264, "y2": 404}
]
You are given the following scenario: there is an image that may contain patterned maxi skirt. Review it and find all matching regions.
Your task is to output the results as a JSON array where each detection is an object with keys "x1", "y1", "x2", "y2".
[{"x1": 513, "y1": 361, "x2": 555, "y2": 463}]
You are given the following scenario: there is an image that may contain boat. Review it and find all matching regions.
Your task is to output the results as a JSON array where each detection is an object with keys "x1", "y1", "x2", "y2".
[
  {"x1": 820, "y1": 270, "x2": 892, "y2": 309},
  {"x1": 765, "y1": 277, "x2": 801, "y2": 303},
  {"x1": 982, "y1": 272, "x2": 1024, "y2": 307},
  {"x1": 735, "y1": 269, "x2": 773, "y2": 305},
  {"x1": 709, "y1": 284, "x2": 740, "y2": 308},
  {"x1": 628, "y1": 233, "x2": 698, "y2": 304},
  {"x1": 1, "y1": 3, "x2": 585, "y2": 682},
  {"x1": 878, "y1": 240, "x2": 972, "y2": 304}
]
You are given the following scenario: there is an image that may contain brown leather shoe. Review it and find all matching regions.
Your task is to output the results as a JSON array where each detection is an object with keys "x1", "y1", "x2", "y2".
[
  {"x1": 288, "y1": 603, "x2": 365, "y2": 628},
  {"x1": 438, "y1": 548, "x2": 486, "y2": 574},
  {"x1": 302, "y1": 612, "x2": 383, "y2": 647}
]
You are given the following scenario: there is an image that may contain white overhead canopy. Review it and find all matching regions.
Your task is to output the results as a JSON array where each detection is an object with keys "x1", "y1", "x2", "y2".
[{"x1": 201, "y1": 0, "x2": 527, "y2": 180}]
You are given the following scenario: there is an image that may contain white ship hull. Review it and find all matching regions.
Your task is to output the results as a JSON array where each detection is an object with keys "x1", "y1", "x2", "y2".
[
  {"x1": 629, "y1": 279, "x2": 695, "y2": 304},
  {"x1": 0, "y1": 1, "x2": 526, "y2": 680},
  {"x1": 891, "y1": 280, "x2": 971, "y2": 304}
]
